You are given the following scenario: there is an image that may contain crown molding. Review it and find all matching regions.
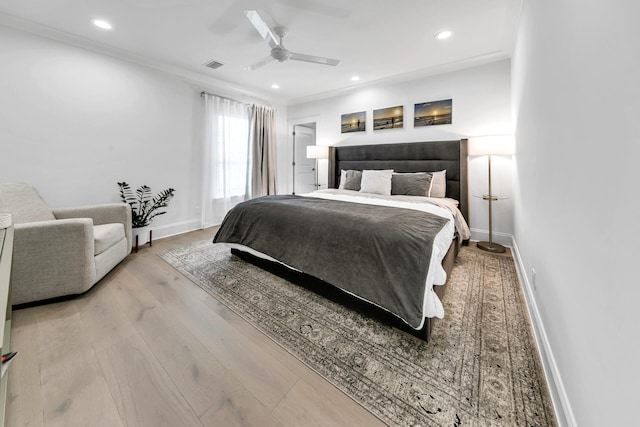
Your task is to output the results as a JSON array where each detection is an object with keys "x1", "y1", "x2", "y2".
[
  {"x1": 1, "y1": 12, "x2": 511, "y2": 107},
  {"x1": 0, "y1": 12, "x2": 286, "y2": 106},
  {"x1": 287, "y1": 50, "x2": 510, "y2": 106}
]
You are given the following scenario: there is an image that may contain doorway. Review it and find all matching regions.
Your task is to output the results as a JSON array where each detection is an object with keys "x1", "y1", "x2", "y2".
[{"x1": 292, "y1": 123, "x2": 316, "y2": 194}]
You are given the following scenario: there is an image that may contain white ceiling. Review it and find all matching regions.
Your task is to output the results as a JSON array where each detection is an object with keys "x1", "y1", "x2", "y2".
[{"x1": 0, "y1": 0, "x2": 521, "y2": 105}]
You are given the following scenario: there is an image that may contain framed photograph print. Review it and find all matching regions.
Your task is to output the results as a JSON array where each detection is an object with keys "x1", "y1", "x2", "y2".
[
  {"x1": 414, "y1": 99, "x2": 452, "y2": 127},
  {"x1": 373, "y1": 105, "x2": 404, "y2": 130},
  {"x1": 341, "y1": 111, "x2": 366, "y2": 133}
]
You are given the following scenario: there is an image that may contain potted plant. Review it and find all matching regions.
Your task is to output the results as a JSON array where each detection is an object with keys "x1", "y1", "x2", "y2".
[{"x1": 117, "y1": 182, "x2": 176, "y2": 246}]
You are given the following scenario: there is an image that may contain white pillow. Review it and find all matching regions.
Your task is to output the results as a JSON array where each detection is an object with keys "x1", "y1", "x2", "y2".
[
  {"x1": 338, "y1": 170, "x2": 347, "y2": 189},
  {"x1": 359, "y1": 169, "x2": 394, "y2": 195},
  {"x1": 429, "y1": 170, "x2": 446, "y2": 198}
]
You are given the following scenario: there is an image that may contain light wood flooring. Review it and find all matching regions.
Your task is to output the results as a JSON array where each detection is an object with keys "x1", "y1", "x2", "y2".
[{"x1": 6, "y1": 228, "x2": 388, "y2": 427}]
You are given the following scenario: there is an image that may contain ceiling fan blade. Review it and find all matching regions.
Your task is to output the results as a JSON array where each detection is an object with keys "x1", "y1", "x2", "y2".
[
  {"x1": 290, "y1": 52, "x2": 340, "y2": 66},
  {"x1": 244, "y1": 10, "x2": 278, "y2": 49},
  {"x1": 244, "y1": 55, "x2": 276, "y2": 71}
]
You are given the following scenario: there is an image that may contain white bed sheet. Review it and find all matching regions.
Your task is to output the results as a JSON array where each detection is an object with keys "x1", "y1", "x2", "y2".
[
  {"x1": 314, "y1": 189, "x2": 471, "y2": 241},
  {"x1": 225, "y1": 190, "x2": 464, "y2": 326}
]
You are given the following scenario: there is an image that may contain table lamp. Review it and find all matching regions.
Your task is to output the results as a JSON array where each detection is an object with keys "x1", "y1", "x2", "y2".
[
  {"x1": 306, "y1": 145, "x2": 329, "y2": 190},
  {"x1": 469, "y1": 135, "x2": 514, "y2": 253}
]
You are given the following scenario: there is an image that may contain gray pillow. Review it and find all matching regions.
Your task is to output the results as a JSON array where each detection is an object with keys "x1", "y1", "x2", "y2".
[
  {"x1": 341, "y1": 170, "x2": 362, "y2": 191},
  {"x1": 391, "y1": 172, "x2": 432, "y2": 196}
]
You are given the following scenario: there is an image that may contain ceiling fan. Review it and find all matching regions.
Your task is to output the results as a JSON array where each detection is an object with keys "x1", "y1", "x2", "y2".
[{"x1": 243, "y1": 10, "x2": 340, "y2": 71}]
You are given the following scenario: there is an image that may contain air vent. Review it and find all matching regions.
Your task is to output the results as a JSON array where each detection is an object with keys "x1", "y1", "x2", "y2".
[{"x1": 203, "y1": 60, "x2": 224, "y2": 70}]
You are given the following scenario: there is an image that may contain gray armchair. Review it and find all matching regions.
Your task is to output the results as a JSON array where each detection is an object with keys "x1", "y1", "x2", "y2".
[{"x1": 0, "y1": 183, "x2": 132, "y2": 305}]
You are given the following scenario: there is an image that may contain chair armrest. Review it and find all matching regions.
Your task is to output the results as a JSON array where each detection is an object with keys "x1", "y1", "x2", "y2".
[
  {"x1": 52, "y1": 203, "x2": 130, "y2": 225},
  {"x1": 12, "y1": 219, "x2": 96, "y2": 304},
  {"x1": 52, "y1": 203, "x2": 132, "y2": 249}
]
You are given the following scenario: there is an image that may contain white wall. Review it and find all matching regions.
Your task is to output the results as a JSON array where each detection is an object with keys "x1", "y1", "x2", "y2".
[
  {"x1": 0, "y1": 24, "x2": 287, "y2": 238},
  {"x1": 512, "y1": 1, "x2": 640, "y2": 425},
  {"x1": 287, "y1": 60, "x2": 514, "y2": 242}
]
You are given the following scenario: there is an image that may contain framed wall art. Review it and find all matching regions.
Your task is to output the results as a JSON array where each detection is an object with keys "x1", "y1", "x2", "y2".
[
  {"x1": 373, "y1": 105, "x2": 403, "y2": 130},
  {"x1": 341, "y1": 111, "x2": 366, "y2": 133},
  {"x1": 414, "y1": 99, "x2": 452, "y2": 127}
]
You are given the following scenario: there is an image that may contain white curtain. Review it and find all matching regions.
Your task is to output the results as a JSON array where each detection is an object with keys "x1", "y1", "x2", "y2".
[{"x1": 202, "y1": 94, "x2": 251, "y2": 227}]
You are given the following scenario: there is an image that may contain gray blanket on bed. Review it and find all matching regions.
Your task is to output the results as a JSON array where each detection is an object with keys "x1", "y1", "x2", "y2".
[{"x1": 213, "y1": 195, "x2": 449, "y2": 329}]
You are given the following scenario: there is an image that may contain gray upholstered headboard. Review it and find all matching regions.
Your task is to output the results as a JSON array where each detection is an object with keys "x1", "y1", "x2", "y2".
[{"x1": 328, "y1": 139, "x2": 469, "y2": 223}]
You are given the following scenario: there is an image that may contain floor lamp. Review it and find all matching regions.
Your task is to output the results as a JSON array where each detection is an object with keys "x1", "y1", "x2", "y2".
[
  {"x1": 469, "y1": 135, "x2": 514, "y2": 253},
  {"x1": 306, "y1": 145, "x2": 329, "y2": 190}
]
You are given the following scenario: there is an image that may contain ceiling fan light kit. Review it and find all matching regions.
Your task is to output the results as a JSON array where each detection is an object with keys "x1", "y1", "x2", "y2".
[{"x1": 243, "y1": 10, "x2": 339, "y2": 70}]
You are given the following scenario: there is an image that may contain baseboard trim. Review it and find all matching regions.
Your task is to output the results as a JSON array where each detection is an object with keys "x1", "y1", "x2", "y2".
[
  {"x1": 469, "y1": 228, "x2": 513, "y2": 247},
  {"x1": 510, "y1": 237, "x2": 576, "y2": 427},
  {"x1": 147, "y1": 219, "x2": 202, "y2": 241}
]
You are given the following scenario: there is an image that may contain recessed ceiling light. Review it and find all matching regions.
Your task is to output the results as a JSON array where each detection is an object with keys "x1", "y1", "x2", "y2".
[
  {"x1": 351, "y1": 76, "x2": 360, "y2": 81},
  {"x1": 435, "y1": 30, "x2": 452, "y2": 40},
  {"x1": 91, "y1": 19, "x2": 113, "y2": 30},
  {"x1": 271, "y1": 84, "x2": 280, "y2": 89}
]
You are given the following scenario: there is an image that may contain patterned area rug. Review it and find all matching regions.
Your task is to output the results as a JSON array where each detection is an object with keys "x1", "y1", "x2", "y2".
[{"x1": 159, "y1": 242, "x2": 557, "y2": 427}]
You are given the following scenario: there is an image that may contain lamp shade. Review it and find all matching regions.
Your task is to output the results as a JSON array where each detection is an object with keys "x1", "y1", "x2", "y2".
[
  {"x1": 306, "y1": 145, "x2": 329, "y2": 159},
  {"x1": 468, "y1": 135, "x2": 514, "y2": 156}
]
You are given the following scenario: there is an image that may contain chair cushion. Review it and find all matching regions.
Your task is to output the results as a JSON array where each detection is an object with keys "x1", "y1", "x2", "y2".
[
  {"x1": 94, "y1": 223, "x2": 126, "y2": 255},
  {"x1": 0, "y1": 182, "x2": 56, "y2": 224}
]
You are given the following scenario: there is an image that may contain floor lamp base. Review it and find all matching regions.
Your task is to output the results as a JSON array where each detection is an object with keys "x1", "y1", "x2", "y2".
[{"x1": 476, "y1": 241, "x2": 506, "y2": 254}]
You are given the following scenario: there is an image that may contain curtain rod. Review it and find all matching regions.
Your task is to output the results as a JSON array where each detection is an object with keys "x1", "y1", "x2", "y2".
[
  {"x1": 200, "y1": 91, "x2": 247, "y2": 105},
  {"x1": 200, "y1": 91, "x2": 276, "y2": 111}
]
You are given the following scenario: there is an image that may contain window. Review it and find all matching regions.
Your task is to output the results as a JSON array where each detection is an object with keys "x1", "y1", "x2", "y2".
[
  {"x1": 202, "y1": 94, "x2": 251, "y2": 227},
  {"x1": 213, "y1": 114, "x2": 249, "y2": 198}
]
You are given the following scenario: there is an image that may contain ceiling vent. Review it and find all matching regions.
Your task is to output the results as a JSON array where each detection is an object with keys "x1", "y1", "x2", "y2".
[{"x1": 203, "y1": 60, "x2": 224, "y2": 70}]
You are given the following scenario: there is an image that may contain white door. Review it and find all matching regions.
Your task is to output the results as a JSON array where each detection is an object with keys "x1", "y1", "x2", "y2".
[{"x1": 293, "y1": 125, "x2": 316, "y2": 194}]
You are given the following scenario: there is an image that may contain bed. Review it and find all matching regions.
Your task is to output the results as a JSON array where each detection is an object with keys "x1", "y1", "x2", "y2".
[{"x1": 213, "y1": 139, "x2": 469, "y2": 341}]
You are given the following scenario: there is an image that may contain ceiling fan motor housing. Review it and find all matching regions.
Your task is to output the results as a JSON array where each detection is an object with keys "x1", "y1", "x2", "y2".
[{"x1": 271, "y1": 46, "x2": 291, "y2": 62}]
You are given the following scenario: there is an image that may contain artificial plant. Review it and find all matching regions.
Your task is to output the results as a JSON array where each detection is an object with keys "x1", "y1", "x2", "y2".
[{"x1": 117, "y1": 182, "x2": 176, "y2": 228}]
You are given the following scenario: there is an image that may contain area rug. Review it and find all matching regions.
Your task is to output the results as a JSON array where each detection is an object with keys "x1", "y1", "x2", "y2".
[{"x1": 159, "y1": 242, "x2": 557, "y2": 427}]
